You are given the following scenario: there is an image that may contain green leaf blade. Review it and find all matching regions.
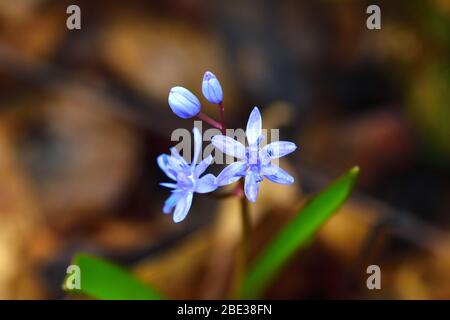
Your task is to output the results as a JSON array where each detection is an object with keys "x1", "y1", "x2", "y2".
[
  {"x1": 65, "y1": 253, "x2": 164, "y2": 300},
  {"x1": 240, "y1": 166, "x2": 360, "y2": 299}
]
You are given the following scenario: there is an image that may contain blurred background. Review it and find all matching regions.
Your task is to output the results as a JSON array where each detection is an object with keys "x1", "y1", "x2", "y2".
[{"x1": 0, "y1": 0, "x2": 449, "y2": 299}]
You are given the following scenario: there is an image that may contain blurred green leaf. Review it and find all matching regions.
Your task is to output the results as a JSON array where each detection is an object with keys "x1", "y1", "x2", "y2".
[
  {"x1": 64, "y1": 253, "x2": 165, "y2": 300},
  {"x1": 240, "y1": 166, "x2": 360, "y2": 299}
]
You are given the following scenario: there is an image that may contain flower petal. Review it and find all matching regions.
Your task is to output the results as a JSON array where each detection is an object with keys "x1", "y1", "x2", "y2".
[
  {"x1": 160, "y1": 182, "x2": 177, "y2": 189},
  {"x1": 167, "y1": 149, "x2": 190, "y2": 173},
  {"x1": 261, "y1": 141, "x2": 297, "y2": 160},
  {"x1": 170, "y1": 147, "x2": 189, "y2": 166},
  {"x1": 157, "y1": 154, "x2": 176, "y2": 180},
  {"x1": 163, "y1": 191, "x2": 183, "y2": 214},
  {"x1": 195, "y1": 174, "x2": 217, "y2": 193},
  {"x1": 168, "y1": 86, "x2": 201, "y2": 119},
  {"x1": 173, "y1": 192, "x2": 193, "y2": 223},
  {"x1": 192, "y1": 127, "x2": 202, "y2": 167},
  {"x1": 211, "y1": 135, "x2": 246, "y2": 159},
  {"x1": 202, "y1": 71, "x2": 223, "y2": 104},
  {"x1": 246, "y1": 107, "x2": 262, "y2": 146},
  {"x1": 261, "y1": 164, "x2": 294, "y2": 185},
  {"x1": 244, "y1": 171, "x2": 262, "y2": 202},
  {"x1": 194, "y1": 155, "x2": 213, "y2": 178},
  {"x1": 217, "y1": 161, "x2": 247, "y2": 186}
]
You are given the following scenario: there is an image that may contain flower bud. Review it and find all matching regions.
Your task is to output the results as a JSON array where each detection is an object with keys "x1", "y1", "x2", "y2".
[
  {"x1": 202, "y1": 71, "x2": 223, "y2": 104},
  {"x1": 168, "y1": 86, "x2": 201, "y2": 119}
]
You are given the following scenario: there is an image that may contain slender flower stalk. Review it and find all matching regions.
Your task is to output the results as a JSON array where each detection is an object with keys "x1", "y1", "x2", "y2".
[
  {"x1": 218, "y1": 102, "x2": 226, "y2": 135},
  {"x1": 196, "y1": 112, "x2": 223, "y2": 131}
]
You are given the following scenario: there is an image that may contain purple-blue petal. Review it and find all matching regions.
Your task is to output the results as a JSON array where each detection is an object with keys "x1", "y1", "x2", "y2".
[
  {"x1": 217, "y1": 161, "x2": 247, "y2": 186},
  {"x1": 194, "y1": 155, "x2": 213, "y2": 178},
  {"x1": 261, "y1": 141, "x2": 297, "y2": 160},
  {"x1": 195, "y1": 174, "x2": 217, "y2": 193},
  {"x1": 202, "y1": 71, "x2": 223, "y2": 104},
  {"x1": 167, "y1": 153, "x2": 187, "y2": 172},
  {"x1": 170, "y1": 147, "x2": 188, "y2": 166},
  {"x1": 163, "y1": 191, "x2": 183, "y2": 214},
  {"x1": 261, "y1": 164, "x2": 294, "y2": 185},
  {"x1": 173, "y1": 192, "x2": 193, "y2": 223},
  {"x1": 168, "y1": 86, "x2": 201, "y2": 119},
  {"x1": 192, "y1": 127, "x2": 202, "y2": 166},
  {"x1": 244, "y1": 171, "x2": 262, "y2": 203},
  {"x1": 211, "y1": 135, "x2": 246, "y2": 159},
  {"x1": 246, "y1": 107, "x2": 262, "y2": 146},
  {"x1": 160, "y1": 182, "x2": 178, "y2": 189},
  {"x1": 157, "y1": 154, "x2": 176, "y2": 180}
]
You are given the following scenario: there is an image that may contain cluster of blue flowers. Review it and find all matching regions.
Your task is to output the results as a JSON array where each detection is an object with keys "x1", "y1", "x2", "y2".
[{"x1": 159, "y1": 71, "x2": 297, "y2": 223}]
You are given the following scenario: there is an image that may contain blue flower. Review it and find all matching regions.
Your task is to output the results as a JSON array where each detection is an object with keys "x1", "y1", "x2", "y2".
[
  {"x1": 212, "y1": 107, "x2": 297, "y2": 203},
  {"x1": 158, "y1": 127, "x2": 217, "y2": 222},
  {"x1": 168, "y1": 86, "x2": 201, "y2": 119},
  {"x1": 202, "y1": 71, "x2": 223, "y2": 104}
]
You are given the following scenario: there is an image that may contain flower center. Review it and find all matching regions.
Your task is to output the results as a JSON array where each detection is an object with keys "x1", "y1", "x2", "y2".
[
  {"x1": 176, "y1": 171, "x2": 196, "y2": 191},
  {"x1": 246, "y1": 145, "x2": 262, "y2": 174}
]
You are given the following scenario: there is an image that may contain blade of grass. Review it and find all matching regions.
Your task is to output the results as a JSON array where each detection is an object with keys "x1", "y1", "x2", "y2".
[
  {"x1": 240, "y1": 166, "x2": 360, "y2": 299},
  {"x1": 63, "y1": 253, "x2": 165, "y2": 300}
]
